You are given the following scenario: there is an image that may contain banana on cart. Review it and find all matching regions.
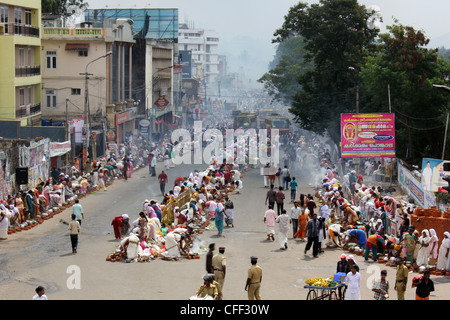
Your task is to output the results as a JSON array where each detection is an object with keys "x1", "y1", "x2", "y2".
[{"x1": 305, "y1": 277, "x2": 329, "y2": 287}]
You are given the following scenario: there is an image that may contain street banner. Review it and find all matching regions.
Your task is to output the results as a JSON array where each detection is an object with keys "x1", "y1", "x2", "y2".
[
  {"x1": 50, "y1": 141, "x2": 71, "y2": 157},
  {"x1": 398, "y1": 159, "x2": 436, "y2": 208},
  {"x1": 341, "y1": 113, "x2": 395, "y2": 158},
  {"x1": 421, "y1": 157, "x2": 450, "y2": 192}
]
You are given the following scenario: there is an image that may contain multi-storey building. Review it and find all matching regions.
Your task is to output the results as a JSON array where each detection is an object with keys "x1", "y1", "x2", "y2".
[
  {"x1": 178, "y1": 23, "x2": 220, "y2": 84},
  {"x1": 41, "y1": 17, "x2": 135, "y2": 153},
  {"x1": 0, "y1": 0, "x2": 42, "y2": 126}
]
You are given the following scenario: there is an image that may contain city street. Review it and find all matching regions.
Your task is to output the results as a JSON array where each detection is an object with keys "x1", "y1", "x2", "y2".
[{"x1": 1, "y1": 159, "x2": 449, "y2": 301}]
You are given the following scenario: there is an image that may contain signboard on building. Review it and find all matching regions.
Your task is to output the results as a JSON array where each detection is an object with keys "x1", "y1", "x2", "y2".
[
  {"x1": 341, "y1": 113, "x2": 396, "y2": 158},
  {"x1": 139, "y1": 119, "x2": 151, "y2": 138},
  {"x1": 398, "y1": 159, "x2": 436, "y2": 208},
  {"x1": 154, "y1": 96, "x2": 170, "y2": 110},
  {"x1": 421, "y1": 158, "x2": 450, "y2": 192}
]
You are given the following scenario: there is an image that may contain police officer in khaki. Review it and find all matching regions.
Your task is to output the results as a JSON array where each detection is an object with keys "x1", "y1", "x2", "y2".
[
  {"x1": 196, "y1": 274, "x2": 219, "y2": 299},
  {"x1": 394, "y1": 258, "x2": 408, "y2": 300},
  {"x1": 245, "y1": 256, "x2": 262, "y2": 300},
  {"x1": 212, "y1": 246, "x2": 226, "y2": 289}
]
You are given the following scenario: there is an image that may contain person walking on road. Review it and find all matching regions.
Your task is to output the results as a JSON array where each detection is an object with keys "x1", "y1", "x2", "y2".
[
  {"x1": 265, "y1": 184, "x2": 276, "y2": 209},
  {"x1": 290, "y1": 201, "x2": 301, "y2": 238},
  {"x1": 158, "y1": 171, "x2": 168, "y2": 196},
  {"x1": 275, "y1": 186, "x2": 285, "y2": 216},
  {"x1": 71, "y1": 199, "x2": 84, "y2": 226},
  {"x1": 304, "y1": 213, "x2": 320, "y2": 257},
  {"x1": 68, "y1": 213, "x2": 81, "y2": 254},
  {"x1": 276, "y1": 209, "x2": 291, "y2": 250},
  {"x1": 281, "y1": 166, "x2": 290, "y2": 190},
  {"x1": 289, "y1": 177, "x2": 298, "y2": 203},
  {"x1": 264, "y1": 205, "x2": 277, "y2": 241},
  {"x1": 150, "y1": 152, "x2": 157, "y2": 176},
  {"x1": 206, "y1": 243, "x2": 215, "y2": 274},
  {"x1": 295, "y1": 207, "x2": 309, "y2": 241},
  {"x1": 245, "y1": 256, "x2": 262, "y2": 300}
]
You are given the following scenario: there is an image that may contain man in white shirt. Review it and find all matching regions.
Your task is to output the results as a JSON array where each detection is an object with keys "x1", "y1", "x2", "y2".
[
  {"x1": 345, "y1": 265, "x2": 361, "y2": 300},
  {"x1": 32, "y1": 286, "x2": 48, "y2": 300},
  {"x1": 276, "y1": 210, "x2": 291, "y2": 250},
  {"x1": 290, "y1": 201, "x2": 302, "y2": 238}
]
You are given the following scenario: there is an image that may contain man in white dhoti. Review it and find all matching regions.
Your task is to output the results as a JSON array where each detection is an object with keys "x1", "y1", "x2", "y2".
[
  {"x1": 120, "y1": 233, "x2": 141, "y2": 260},
  {"x1": 275, "y1": 210, "x2": 291, "y2": 250}
]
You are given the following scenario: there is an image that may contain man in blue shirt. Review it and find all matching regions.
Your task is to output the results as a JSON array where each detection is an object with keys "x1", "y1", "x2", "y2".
[
  {"x1": 289, "y1": 177, "x2": 298, "y2": 203},
  {"x1": 71, "y1": 199, "x2": 84, "y2": 225}
]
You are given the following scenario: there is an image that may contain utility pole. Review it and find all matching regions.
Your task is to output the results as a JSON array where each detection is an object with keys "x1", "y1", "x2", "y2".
[
  {"x1": 65, "y1": 97, "x2": 69, "y2": 174},
  {"x1": 79, "y1": 51, "x2": 112, "y2": 173}
]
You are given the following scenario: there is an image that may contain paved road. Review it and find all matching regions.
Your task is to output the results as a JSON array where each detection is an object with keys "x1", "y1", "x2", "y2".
[{"x1": 1, "y1": 159, "x2": 449, "y2": 300}]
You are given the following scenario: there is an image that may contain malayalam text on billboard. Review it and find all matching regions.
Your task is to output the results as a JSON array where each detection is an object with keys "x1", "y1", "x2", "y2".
[{"x1": 341, "y1": 113, "x2": 395, "y2": 158}]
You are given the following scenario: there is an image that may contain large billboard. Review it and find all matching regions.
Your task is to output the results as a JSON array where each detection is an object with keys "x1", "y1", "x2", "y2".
[
  {"x1": 341, "y1": 113, "x2": 395, "y2": 158},
  {"x1": 421, "y1": 158, "x2": 450, "y2": 192}
]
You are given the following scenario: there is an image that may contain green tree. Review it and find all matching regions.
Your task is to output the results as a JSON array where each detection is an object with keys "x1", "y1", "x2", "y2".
[
  {"x1": 42, "y1": 0, "x2": 88, "y2": 16},
  {"x1": 272, "y1": 0, "x2": 380, "y2": 144},
  {"x1": 258, "y1": 36, "x2": 310, "y2": 104},
  {"x1": 360, "y1": 22, "x2": 450, "y2": 162}
]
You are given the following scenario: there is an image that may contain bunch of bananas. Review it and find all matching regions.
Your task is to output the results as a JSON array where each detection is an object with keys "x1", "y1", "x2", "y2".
[{"x1": 305, "y1": 277, "x2": 329, "y2": 287}]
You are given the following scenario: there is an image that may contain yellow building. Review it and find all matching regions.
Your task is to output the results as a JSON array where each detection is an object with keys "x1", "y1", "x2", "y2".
[{"x1": 0, "y1": 0, "x2": 42, "y2": 126}]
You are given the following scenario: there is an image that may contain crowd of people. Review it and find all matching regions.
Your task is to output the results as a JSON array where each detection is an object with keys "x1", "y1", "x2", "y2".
[
  {"x1": 260, "y1": 132, "x2": 450, "y2": 300},
  {"x1": 108, "y1": 153, "x2": 244, "y2": 264},
  {"x1": 0, "y1": 134, "x2": 172, "y2": 240}
]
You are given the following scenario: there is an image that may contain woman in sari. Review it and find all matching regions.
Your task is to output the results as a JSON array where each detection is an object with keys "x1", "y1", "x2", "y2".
[
  {"x1": 416, "y1": 229, "x2": 431, "y2": 266},
  {"x1": 437, "y1": 232, "x2": 450, "y2": 271},
  {"x1": 215, "y1": 202, "x2": 225, "y2": 237},
  {"x1": 295, "y1": 208, "x2": 309, "y2": 241},
  {"x1": 402, "y1": 228, "x2": 416, "y2": 263},
  {"x1": 15, "y1": 193, "x2": 25, "y2": 224},
  {"x1": 429, "y1": 229, "x2": 439, "y2": 265},
  {"x1": 137, "y1": 211, "x2": 149, "y2": 242}
]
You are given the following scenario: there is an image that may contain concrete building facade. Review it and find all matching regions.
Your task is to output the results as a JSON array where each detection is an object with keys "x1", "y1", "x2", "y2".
[{"x1": 0, "y1": 0, "x2": 42, "y2": 127}]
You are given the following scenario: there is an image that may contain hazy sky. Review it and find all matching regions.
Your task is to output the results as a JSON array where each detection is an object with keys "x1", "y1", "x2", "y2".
[{"x1": 86, "y1": 0, "x2": 450, "y2": 83}]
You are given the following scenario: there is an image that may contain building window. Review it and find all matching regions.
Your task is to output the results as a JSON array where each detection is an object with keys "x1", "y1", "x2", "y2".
[
  {"x1": 19, "y1": 88, "x2": 25, "y2": 106},
  {"x1": 71, "y1": 88, "x2": 81, "y2": 95},
  {"x1": 28, "y1": 87, "x2": 33, "y2": 105},
  {"x1": 25, "y1": 9, "x2": 32, "y2": 26},
  {"x1": 18, "y1": 47, "x2": 25, "y2": 66},
  {"x1": 45, "y1": 89, "x2": 57, "y2": 108},
  {"x1": 46, "y1": 50, "x2": 57, "y2": 69},
  {"x1": 0, "y1": 5, "x2": 8, "y2": 34},
  {"x1": 78, "y1": 49, "x2": 88, "y2": 57},
  {"x1": 14, "y1": 7, "x2": 22, "y2": 25}
]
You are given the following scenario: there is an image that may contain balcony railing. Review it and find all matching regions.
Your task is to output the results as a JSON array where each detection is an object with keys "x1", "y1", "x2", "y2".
[
  {"x1": 16, "y1": 103, "x2": 41, "y2": 119},
  {"x1": 2, "y1": 23, "x2": 40, "y2": 37},
  {"x1": 15, "y1": 66, "x2": 41, "y2": 77},
  {"x1": 42, "y1": 27, "x2": 105, "y2": 40}
]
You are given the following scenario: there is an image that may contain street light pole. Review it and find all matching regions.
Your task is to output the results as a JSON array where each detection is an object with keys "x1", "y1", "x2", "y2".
[
  {"x1": 80, "y1": 51, "x2": 112, "y2": 172},
  {"x1": 348, "y1": 66, "x2": 359, "y2": 113}
]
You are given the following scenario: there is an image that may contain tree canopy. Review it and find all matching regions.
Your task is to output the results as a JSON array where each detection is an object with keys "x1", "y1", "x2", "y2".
[{"x1": 264, "y1": 0, "x2": 450, "y2": 162}]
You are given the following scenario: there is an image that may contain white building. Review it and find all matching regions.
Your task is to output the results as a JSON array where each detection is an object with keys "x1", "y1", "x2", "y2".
[{"x1": 178, "y1": 23, "x2": 219, "y2": 84}]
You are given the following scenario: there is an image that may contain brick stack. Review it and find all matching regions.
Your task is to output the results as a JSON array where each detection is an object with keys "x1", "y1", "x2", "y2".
[{"x1": 410, "y1": 207, "x2": 450, "y2": 247}]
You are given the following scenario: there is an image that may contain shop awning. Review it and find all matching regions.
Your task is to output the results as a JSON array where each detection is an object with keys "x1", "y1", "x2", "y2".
[{"x1": 65, "y1": 43, "x2": 89, "y2": 50}]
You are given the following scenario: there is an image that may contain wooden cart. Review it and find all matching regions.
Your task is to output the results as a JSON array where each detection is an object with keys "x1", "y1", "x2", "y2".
[{"x1": 304, "y1": 283, "x2": 346, "y2": 300}]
